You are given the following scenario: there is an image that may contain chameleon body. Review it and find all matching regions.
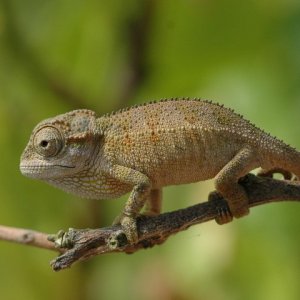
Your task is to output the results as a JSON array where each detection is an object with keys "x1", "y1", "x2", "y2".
[{"x1": 20, "y1": 98, "x2": 300, "y2": 243}]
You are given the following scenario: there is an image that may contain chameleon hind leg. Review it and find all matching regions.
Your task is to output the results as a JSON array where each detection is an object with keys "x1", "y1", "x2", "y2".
[
  {"x1": 212, "y1": 147, "x2": 259, "y2": 224},
  {"x1": 144, "y1": 188, "x2": 162, "y2": 216}
]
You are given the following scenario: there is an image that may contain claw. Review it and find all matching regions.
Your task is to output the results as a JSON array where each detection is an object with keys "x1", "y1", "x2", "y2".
[{"x1": 215, "y1": 205, "x2": 233, "y2": 224}]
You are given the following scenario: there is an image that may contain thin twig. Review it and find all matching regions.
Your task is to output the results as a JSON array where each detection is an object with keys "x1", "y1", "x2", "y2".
[{"x1": 0, "y1": 225, "x2": 59, "y2": 252}]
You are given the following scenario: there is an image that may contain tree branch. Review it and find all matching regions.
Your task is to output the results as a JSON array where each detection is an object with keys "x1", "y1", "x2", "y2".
[
  {"x1": 49, "y1": 174, "x2": 300, "y2": 270},
  {"x1": 1, "y1": 174, "x2": 300, "y2": 271}
]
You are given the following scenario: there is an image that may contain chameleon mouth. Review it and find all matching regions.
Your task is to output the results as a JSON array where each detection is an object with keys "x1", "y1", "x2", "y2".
[{"x1": 20, "y1": 163, "x2": 75, "y2": 177}]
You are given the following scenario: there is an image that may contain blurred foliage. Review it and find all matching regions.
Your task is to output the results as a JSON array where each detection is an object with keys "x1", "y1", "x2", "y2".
[{"x1": 0, "y1": 0, "x2": 300, "y2": 299}]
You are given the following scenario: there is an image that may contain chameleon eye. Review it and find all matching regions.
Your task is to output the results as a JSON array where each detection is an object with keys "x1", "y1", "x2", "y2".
[{"x1": 33, "y1": 126, "x2": 63, "y2": 157}]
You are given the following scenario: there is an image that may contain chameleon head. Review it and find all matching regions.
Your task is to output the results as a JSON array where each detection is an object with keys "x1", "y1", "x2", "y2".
[{"x1": 20, "y1": 109, "x2": 99, "y2": 180}]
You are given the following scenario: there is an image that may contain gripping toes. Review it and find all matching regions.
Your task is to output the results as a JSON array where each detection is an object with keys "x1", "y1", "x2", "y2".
[
  {"x1": 113, "y1": 213, "x2": 138, "y2": 244},
  {"x1": 224, "y1": 186, "x2": 250, "y2": 220},
  {"x1": 216, "y1": 206, "x2": 233, "y2": 225},
  {"x1": 209, "y1": 189, "x2": 249, "y2": 225},
  {"x1": 120, "y1": 215, "x2": 139, "y2": 244},
  {"x1": 209, "y1": 191, "x2": 233, "y2": 224}
]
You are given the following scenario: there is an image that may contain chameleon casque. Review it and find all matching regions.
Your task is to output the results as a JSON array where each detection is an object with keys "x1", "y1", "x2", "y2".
[{"x1": 20, "y1": 98, "x2": 300, "y2": 244}]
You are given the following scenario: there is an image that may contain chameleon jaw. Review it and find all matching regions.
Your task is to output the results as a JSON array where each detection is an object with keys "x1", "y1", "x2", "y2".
[{"x1": 20, "y1": 163, "x2": 75, "y2": 179}]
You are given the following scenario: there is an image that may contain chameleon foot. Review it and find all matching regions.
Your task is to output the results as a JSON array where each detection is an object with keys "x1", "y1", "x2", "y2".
[
  {"x1": 215, "y1": 203, "x2": 233, "y2": 225},
  {"x1": 113, "y1": 214, "x2": 138, "y2": 244},
  {"x1": 208, "y1": 191, "x2": 233, "y2": 225}
]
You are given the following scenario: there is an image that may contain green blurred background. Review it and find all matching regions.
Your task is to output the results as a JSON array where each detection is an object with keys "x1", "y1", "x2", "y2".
[{"x1": 0, "y1": 0, "x2": 300, "y2": 299}]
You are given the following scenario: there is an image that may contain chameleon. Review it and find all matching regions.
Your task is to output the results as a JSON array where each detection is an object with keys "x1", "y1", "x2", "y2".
[{"x1": 20, "y1": 98, "x2": 300, "y2": 244}]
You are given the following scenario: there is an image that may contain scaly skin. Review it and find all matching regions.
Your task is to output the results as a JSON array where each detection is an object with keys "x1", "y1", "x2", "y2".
[{"x1": 20, "y1": 98, "x2": 300, "y2": 244}]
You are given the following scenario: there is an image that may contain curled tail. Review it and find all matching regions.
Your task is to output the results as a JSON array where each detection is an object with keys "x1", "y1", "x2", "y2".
[
  {"x1": 258, "y1": 167, "x2": 294, "y2": 180},
  {"x1": 260, "y1": 138, "x2": 300, "y2": 180}
]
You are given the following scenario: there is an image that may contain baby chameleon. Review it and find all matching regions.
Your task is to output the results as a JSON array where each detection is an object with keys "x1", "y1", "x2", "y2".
[{"x1": 20, "y1": 98, "x2": 300, "y2": 244}]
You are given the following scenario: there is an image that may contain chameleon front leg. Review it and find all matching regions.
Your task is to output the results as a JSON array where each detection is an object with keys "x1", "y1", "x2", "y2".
[
  {"x1": 213, "y1": 147, "x2": 258, "y2": 224},
  {"x1": 110, "y1": 165, "x2": 151, "y2": 244}
]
